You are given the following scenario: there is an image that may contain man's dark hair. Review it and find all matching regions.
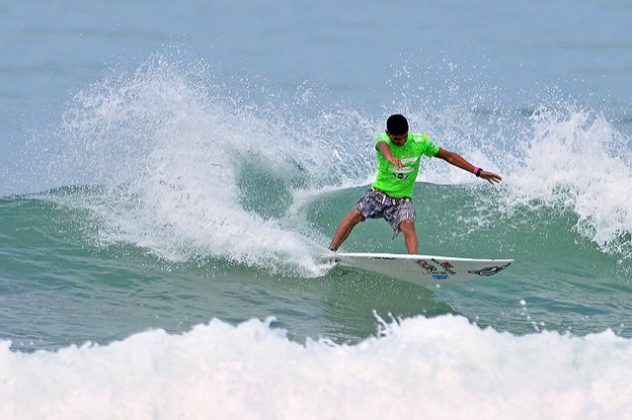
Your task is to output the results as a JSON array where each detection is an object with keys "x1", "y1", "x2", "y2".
[{"x1": 386, "y1": 114, "x2": 409, "y2": 135}]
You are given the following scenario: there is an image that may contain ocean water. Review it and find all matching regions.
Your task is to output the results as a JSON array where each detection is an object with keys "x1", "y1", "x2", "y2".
[{"x1": 2, "y1": 1, "x2": 632, "y2": 418}]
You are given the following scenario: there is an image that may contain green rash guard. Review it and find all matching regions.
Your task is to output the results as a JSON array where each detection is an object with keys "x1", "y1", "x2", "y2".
[{"x1": 372, "y1": 132, "x2": 440, "y2": 198}]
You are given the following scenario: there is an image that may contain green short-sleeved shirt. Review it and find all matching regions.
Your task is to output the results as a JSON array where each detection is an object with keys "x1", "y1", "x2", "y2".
[{"x1": 372, "y1": 132, "x2": 440, "y2": 198}]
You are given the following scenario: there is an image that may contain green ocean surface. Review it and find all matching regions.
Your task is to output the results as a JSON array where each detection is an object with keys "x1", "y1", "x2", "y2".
[{"x1": 2, "y1": 180, "x2": 630, "y2": 352}]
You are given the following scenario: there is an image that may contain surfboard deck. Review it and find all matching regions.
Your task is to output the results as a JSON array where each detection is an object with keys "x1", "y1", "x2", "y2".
[{"x1": 327, "y1": 252, "x2": 513, "y2": 287}]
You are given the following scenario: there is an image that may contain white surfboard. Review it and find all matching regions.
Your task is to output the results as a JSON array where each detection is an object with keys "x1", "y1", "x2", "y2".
[{"x1": 329, "y1": 252, "x2": 513, "y2": 287}]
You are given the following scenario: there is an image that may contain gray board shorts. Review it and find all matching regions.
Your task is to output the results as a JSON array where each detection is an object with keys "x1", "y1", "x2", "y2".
[{"x1": 354, "y1": 189, "x2": 416, "y2": 235}]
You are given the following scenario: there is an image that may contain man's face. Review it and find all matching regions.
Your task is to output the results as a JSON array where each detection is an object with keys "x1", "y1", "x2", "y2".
[{"x1": 387, "y1": 131, "x2": 408, "y2": 146}]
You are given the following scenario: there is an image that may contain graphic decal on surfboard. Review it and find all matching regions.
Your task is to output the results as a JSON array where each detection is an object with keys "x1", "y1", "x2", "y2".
[{"x1": 467, "y1": 263, "x2": 512, "y2": 277}]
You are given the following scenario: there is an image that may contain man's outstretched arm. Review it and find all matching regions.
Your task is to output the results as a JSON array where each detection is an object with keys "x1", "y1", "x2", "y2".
[{"x1": 435, "y1": 148, "x2": 502, "y2": 184}]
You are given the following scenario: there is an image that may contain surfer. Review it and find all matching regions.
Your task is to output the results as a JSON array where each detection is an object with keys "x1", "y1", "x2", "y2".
[{"x1": 328, "y1": 114, "x2": 502, "y2": 254}]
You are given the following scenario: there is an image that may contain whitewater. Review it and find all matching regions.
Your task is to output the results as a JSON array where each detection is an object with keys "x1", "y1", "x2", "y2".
[{"x1": 2, "y1": 316, "x2": 632, "y2": 419}]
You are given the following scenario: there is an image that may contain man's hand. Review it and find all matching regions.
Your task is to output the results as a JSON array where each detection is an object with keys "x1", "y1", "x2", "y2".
[
  {"x1": 388, "y1": 156, "x2": 404, "y2": 169},
  {"x1": 376, "y1": 142, "x2": 403, "y2": 169},
  {"x1": 479, "y1": 170, "x2": 502, "y2": 184}
]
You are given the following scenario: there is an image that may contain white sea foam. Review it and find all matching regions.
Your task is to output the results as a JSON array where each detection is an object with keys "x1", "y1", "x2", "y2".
[{"x1": 1, "y1": 315, "x2": 631, "y2": 419}]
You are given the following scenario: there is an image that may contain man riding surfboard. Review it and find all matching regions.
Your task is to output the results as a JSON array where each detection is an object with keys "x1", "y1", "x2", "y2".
[{"x1": 328, "y1": 114, "x2": 502, "y2": 254}]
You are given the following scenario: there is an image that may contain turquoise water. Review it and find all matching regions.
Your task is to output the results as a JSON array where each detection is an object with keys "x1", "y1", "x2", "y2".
[
  {"x1": 2, "y1": 179, "x2": 630, "y2": 353},
  {"x1": 2, "y1": 1, "x2": 632, "y2": 418}
]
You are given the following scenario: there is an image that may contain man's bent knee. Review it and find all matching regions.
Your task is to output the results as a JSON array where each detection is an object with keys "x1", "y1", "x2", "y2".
[
  {"x1": 348, "y1": 208, "x2": 365, "y2": 224},
  {"x1": 399, "y1": 219, "x2": 415, "y2": 233}
]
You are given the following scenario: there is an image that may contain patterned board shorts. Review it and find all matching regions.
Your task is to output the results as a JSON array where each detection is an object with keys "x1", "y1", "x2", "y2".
[{"x1": 354, "y1": 189, "x2": 416, "y2": 235}]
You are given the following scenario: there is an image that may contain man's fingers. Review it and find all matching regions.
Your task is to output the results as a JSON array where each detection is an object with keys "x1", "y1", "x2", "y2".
[{"x1": 482, "y1": 171, "x2": 502, "y2": 184}]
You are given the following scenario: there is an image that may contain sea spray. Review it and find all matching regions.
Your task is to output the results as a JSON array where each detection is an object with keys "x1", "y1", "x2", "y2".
[
  {"x1": 506, "y1": 105, "x2": 632, "y2": 259},
  {"x1": 45, "y1": 56, "x2": 376, "y2": 274}
]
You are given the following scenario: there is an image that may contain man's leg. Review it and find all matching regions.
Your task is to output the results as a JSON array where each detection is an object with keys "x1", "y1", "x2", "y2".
[
  {"x1": 398, "y1": 219, "x2": 419, "y2": 254},
  {"x1": 328, "y1": 208, "x2": 364, "y2": 251}
]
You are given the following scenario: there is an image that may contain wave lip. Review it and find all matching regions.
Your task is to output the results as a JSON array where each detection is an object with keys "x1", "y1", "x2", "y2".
[{"x1": 2, "y1": 315, "x2": 631, "y2": 419}]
